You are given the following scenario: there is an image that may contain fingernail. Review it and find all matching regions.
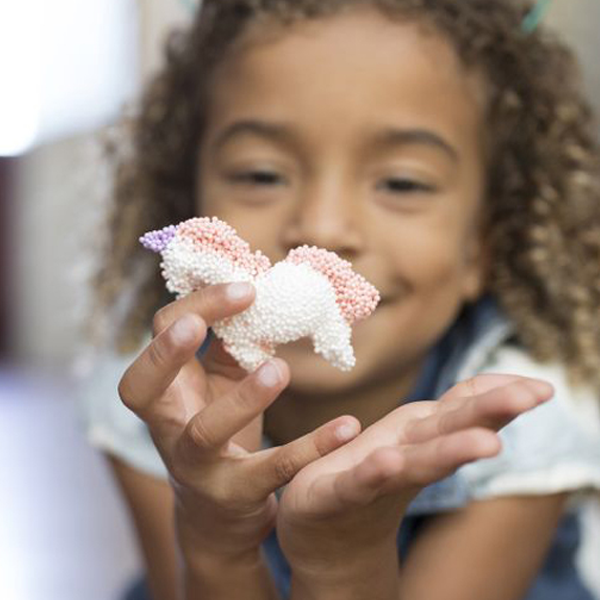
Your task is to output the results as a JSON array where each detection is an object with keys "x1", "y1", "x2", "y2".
[
  {"x1": 336, "y1": 421, "x2": 359, "y2": 441},
  {"x1": 170, "y1": 315, "x2": 199, "y2": 345},
  {"x1": 257, "y1": 361, "x2": 280, "y2": 387},
  {"x1": 227, "y1": 282, "x2": 253, "y2": 301},
  {"x1": 526, "y1": 379, "x2": 554, "y2": 399}
]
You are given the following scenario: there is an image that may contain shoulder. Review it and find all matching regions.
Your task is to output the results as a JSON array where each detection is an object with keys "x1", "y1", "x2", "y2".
[
  {"x1": 76, "y1": 338, "x2": 168, "y2": 480},
  {"x1": 458, "y1": 341, "x2": 600, "y2": 498}
]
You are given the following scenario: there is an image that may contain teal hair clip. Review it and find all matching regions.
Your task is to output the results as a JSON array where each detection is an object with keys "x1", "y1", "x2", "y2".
[
  {"x1": 521, "y1": 0, "x2": 555, "y2": 33},
  {"x1": 179, "y1": 0, "x2": 198, "y2": 13}
]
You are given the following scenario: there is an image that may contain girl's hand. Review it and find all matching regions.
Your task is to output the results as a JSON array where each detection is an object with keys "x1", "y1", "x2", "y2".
[
  {"x1": 276, "y1": 375, "x2": 554, "y2": 572},
  {"x1": 117, "y1": 283, "x2": 358, "y2": 559}
]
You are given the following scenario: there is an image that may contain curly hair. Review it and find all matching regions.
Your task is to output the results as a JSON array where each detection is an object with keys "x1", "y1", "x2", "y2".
[{"x1": 88, "y1": 0, "x2": 600, "y2": 392}]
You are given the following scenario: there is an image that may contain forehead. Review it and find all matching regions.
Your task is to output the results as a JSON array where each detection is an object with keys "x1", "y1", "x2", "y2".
[{"x1": 205, "y1": 7, "x2": 487, "y2": 152}]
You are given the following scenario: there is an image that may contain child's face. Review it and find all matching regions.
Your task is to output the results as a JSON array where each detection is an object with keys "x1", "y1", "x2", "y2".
[{"x1": 197, "y1": 7, "x2": 488, "y2": 395}]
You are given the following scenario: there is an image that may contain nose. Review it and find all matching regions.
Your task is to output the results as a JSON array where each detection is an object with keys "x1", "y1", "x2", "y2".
[{"x1": 282, "y1": 173, "x2": 365, "y2": 258}]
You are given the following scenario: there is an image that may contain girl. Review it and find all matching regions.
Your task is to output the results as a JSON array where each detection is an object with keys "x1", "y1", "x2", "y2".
[{"x1": 83, "y1": 0, "x2": 600, "y2": 598}]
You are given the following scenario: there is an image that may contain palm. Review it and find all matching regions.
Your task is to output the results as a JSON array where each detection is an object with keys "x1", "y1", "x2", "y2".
[
  {"x1": 279, "y1": 374, "x2": 551, "y2": 521},
  {"x1": 279, "y1": 402, "x2": 434, "y2": 519}
]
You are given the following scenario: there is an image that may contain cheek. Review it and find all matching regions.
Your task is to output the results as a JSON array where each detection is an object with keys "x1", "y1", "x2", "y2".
[
  {"x1": 420, "y1": 240, "x2": 468, "y2": 288},
  {"x1": 198, "y1": 192, "x2": 288, "y2": 261},
  {"x1": 385, "y1": 215, "x2": 474, "y2": 293}
]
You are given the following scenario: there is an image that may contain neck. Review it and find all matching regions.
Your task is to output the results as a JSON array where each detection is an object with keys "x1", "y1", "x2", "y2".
[{"x1": 264, "y1": 359, "x2": 425, "y2": 446}]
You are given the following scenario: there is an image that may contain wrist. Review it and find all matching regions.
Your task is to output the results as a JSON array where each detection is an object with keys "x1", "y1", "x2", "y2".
[
  {"x1": 289, "y1": 536, "x2": 399, "y2": 600},
  {"x1": 175, "y1": 491, "x2": 276, "y2": 558},
  {"x1": 180, "y1": 546, "x2": 280, "y2": 600}
]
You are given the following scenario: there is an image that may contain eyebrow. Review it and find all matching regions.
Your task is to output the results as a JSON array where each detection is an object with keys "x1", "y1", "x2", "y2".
[
  {"x1": 213, "y1": 120, "x2": 295, "y2": 150},
  {"x1": 374, "y1": 128, "x2": 459, "y2": 163},
  {"x1": 212, "y1": 119, "x2": 459, "y2": 163}
]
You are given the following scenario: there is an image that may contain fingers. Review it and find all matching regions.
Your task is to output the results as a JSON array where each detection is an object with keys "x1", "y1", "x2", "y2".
[
  {"x1": 438, "y1": 373, "x2": 552, "y2": 404},
  {"x1": 176, "y1": 359, "x2": 291, "y2": 462},
  {"x1": 119, "y1": 282, "x2": 255, "y2": 422},
  {"x1": 385, "y1": 428, "x2": 500, "y2": 490},
  {"x1": 310, "y1": 428, "x2": 500, "y2": 514},
  {"x1": 249, "y1": 416, "x2": 362, "y2": 496},
  {"x1": 119, "y1": 313, "x2": 207, "y2": 422},
  {"x1": 326, "y1": 447, "x2": 410, "y2": 510},
  {"x1": 306, "y1": 448, "x2": 410, "y2": 514},
  {"x1": 152, "y1": 282, "x2": 255, "y2": 337},
  {"x1": 404, "y1": 377, "x2": 554, "y2": 445}
]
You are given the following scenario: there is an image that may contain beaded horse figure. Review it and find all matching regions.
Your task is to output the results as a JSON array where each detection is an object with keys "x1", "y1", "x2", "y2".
[{"x1": 140, "y1": 217, "x2": 380, "y2": 372}]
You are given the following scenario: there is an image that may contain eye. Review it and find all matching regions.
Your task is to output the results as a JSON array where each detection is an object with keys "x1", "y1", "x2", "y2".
[
  {"x1": 228, "y1": 170, "x2": 286, "y2": 186},
  {"x1": 377, "y1": 177, "x2": 435, "y2": 194}
]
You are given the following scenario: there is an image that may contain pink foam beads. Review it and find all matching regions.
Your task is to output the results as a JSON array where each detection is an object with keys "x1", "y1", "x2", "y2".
[
  {"x1": 176, "y1": 218, "x2": 271, "y2": 278},
  {"x1": 140, "y1": 217, "x2": 380, "y2": 372},
  {"x1": 285, "y1": 246, "x2": 380, "y2": 325}
]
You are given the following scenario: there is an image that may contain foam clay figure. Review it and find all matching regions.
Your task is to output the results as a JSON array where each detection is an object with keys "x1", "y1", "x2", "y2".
[{"x1": 140, "y1": 217, "x2": 380, "y2": 372}]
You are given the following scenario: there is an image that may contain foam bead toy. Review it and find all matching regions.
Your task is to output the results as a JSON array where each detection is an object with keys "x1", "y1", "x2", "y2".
[{"x1": 140, "y1": 217, "x2": 380, "y2": 372}]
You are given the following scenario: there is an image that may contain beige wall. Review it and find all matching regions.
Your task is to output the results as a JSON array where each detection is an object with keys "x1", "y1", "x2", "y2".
[
  {"x1": 138, "y1": 0, "x2": 193, "y2": 78},
  {"x1": 13, "y1": 1, "x2": 196, "y2": 370},
  {"x1": 547, "y1": 0, "x2": 600, "y2": 130}
]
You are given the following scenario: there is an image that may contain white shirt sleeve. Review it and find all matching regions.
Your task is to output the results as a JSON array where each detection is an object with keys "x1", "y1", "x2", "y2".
[
  {"x1": 76, "y1": 347, "x2": 168, "y2": 480},
  {"x1": 458, "y1": 345, "x2": 600, "y2": 499}
]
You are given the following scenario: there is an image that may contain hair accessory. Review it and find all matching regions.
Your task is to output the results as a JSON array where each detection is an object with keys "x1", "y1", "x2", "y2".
[
  {"x1": 521, "y1": 0, "x2": 554, "y2": 33},
  {"x1": 141, "y1": 217, "x2": 380, "y2": 372},
  {"x1": 179, "y1": 0, "x2": 199, "y2": 13}
]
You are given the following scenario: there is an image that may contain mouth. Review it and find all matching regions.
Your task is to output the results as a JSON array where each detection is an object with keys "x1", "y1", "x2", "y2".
[{"x1": 352, "y1": 296, "x2": 391, "y2": 327}]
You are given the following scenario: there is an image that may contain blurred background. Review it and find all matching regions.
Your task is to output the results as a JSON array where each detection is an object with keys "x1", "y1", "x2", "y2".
[
  {"x1": 0, "y1": 1, "x2": 194, "y2": 598},
  {"x1": 0, "y1": 1, "x2": 599, "y2": 598}
]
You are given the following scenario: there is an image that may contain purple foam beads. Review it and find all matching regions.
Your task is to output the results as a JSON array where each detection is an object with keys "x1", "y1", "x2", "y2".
[{"x1": 139, "y1": 225, "x2": 177, "y2": 253}]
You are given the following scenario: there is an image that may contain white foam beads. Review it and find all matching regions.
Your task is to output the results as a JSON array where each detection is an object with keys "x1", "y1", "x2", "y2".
[{"x1": 140, "y1": 217, "x2": 380, "y2": 372}]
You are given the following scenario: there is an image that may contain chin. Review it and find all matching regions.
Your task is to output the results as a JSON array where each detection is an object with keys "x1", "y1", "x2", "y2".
[
  {"x1": 275, "y1": 338, "x2": 378, "y2": 396},
  {"x1": 274, "y1": 300, "x2": 414, "y2": 396}
]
